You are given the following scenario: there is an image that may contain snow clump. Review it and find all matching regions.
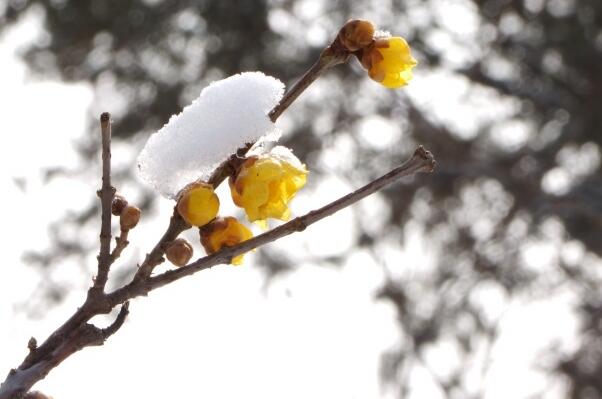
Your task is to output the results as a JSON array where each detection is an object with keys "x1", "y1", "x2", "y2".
[{"x1": 137, "y1": 72, "x2": 285, "y2": 198}]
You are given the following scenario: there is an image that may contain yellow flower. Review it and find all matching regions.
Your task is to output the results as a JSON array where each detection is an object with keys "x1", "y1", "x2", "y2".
[
  {"x1": 362, "y1": 36, "x2": 417, "y2": 88},
  {"x1": 200, "y1": 217, "x2": 253, "y2": 265},
  {"x1": 229, "y1": 147, "x2": 308, "y2": 224},
  {"x1": 176, "y1": 182, "x2": 219, "y2": 227}
]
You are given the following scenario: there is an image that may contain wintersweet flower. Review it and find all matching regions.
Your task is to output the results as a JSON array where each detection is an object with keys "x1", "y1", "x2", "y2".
[
  {"x1": 176, "y1": 182, "x2": 219, "y2": 227},
  {"x1": 361, "y1": 36, "x2": 417, "y2": 88},
  {"x1": 200, "y1": 217, "x2": 253, "y2": 265},
  {"x1": 229, "y1": 147, "x2": 308, "y2": 224}
]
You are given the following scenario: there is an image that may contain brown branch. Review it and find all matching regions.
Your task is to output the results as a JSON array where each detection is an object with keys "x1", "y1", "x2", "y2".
[
  {"x1": 0, "y1": 114, "x2": 121, "y2": 399},
  {"x1": 93, "y1": 112, "x2": 116, "y2": 291},
  {"x1": 0, "y1": 323, "x2": 108, "y2": 399},
  {"x1": 9, "y1": 115, "x2": 119, "y2": 389},
  {"x1": 107, "y1": 146, "x2": 436, "y2": 305}
]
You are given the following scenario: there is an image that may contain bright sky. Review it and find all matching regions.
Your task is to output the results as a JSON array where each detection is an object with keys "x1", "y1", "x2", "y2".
[{"x1": 0, "y1": 6, "x2": 583, "y2": 399}]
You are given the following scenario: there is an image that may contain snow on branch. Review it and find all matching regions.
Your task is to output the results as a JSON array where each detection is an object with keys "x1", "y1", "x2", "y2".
[{"x1": 137, "y1": 72, "x2": 284, "y2": 198}]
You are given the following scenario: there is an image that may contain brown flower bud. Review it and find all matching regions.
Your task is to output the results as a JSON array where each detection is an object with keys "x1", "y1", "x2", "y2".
[
  {"x1": 165, "y1": 238, "x2": 193, "y2": 267},
  {"x1": 111, "y1": 194, "x2": 128, "y2": 216},
  {"x1": 120, "y1": 205, "x2": 141, "y2": 230},
  {"x1": 338, "y1": 19, "x2": 375, "y2": 52}
]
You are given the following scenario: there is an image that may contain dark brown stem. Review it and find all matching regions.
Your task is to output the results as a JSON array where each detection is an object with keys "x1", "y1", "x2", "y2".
[
  {"x1": 94, "y1": 112, "x2": 116, "y2": 291},
  {"x1": 107, "y1": 147, "x2": 436, "y2": 306}
]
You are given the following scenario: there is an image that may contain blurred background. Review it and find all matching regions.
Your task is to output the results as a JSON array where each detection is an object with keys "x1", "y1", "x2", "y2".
[{"x1": 0, "y1": 0, "x2": 601, "y2": 398}]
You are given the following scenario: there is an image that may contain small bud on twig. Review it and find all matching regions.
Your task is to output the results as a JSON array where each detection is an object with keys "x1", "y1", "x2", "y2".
[
  {"x1": 27, "y1": 337, "x2": 37, "y2": 353},
  {"x1": 120, "y1": 205, "x2": 141, "y2": 230},
  {"x1": 165, "y1": 238, "x2": 194, "y2": 267},
  {"x1": 338, "y1": 19, "x2": 375, "y2": 52},
  {"x1": 111, "y1": 194, "x2": 129, "y2": 216}
]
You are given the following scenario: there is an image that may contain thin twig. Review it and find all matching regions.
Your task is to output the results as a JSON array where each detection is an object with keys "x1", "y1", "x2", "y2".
[
  {"x1": 268, "y1": 40, "x2": 350, "y2": 122},
  {"x1": 107, "y1": 146, "x2": 435, "y2": 305},
  {"x1": 94, "y1": 112, "x2": 116, "y2": 291},
  {"x1": 109, "y1": 229, "x2": 130, "y2": 263},
  {"x1": 101, "y1": 302, "x2": 130, "y2": 339},
  {"x1": 131, "y1": 208, "x2": 190, "y2": 283}
]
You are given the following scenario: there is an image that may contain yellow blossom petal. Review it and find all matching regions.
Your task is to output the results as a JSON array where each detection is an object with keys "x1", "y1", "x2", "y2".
[
  {"x1": 368, "y1": 36, "x2": 417, "y2": 88},
  {"x1": 200, "y1": 217, "x2": 253, "y2": 265},
  {"x1": 229, "y1": 151, "x2": 308, "y2": 224}
]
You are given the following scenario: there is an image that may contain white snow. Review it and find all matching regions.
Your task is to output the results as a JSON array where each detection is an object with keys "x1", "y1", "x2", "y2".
[
  {"x1": 248, "y1": 145, "x2": 306, "y2": 169},
  {"x1": 137, "y1": 72, "x2": 285, "y2": 198}
]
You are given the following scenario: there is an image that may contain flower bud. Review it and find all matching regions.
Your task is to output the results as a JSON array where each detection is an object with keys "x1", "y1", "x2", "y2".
[
  {"x1": 338, "y1": 19, "x2": 375, "y2": 51},
  {"x1": 165, "y1": 238, "x2": 193, "y2": 267},
  {"x1": 111, "y1": 194, "x2": 128, "y2": 216},
  {"x1": 200, "y1": 217, "x2": 253, "y2": 265},
  {"x1": 177, "y1": 182, "x2": 220, "y2": 227},
  {"x1": 120, "y1": 205, "x2": 141, "y2": 230}
]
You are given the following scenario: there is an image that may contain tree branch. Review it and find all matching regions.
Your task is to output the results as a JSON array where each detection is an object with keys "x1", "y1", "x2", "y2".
[
  {"x1": 93, "y1": 112, "x2": 116, "y2": 291},
  {"x1": 107, "y1": 146, "x2": 436, "y2": 305},
  {"x1": 0, "y1": 322, "x2": 109, "y2": 399}
]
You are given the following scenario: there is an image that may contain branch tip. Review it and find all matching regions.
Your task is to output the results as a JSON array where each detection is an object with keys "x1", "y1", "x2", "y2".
[
  {"x1": 95, "y1": 108, "x2": 115, "y2": 290},
  {"x1": 414, "y1": 145, "x2": 436, "y2": 172},
  {"x1": 27, "y1": 338, "x2": 37, "y2": 353}
]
